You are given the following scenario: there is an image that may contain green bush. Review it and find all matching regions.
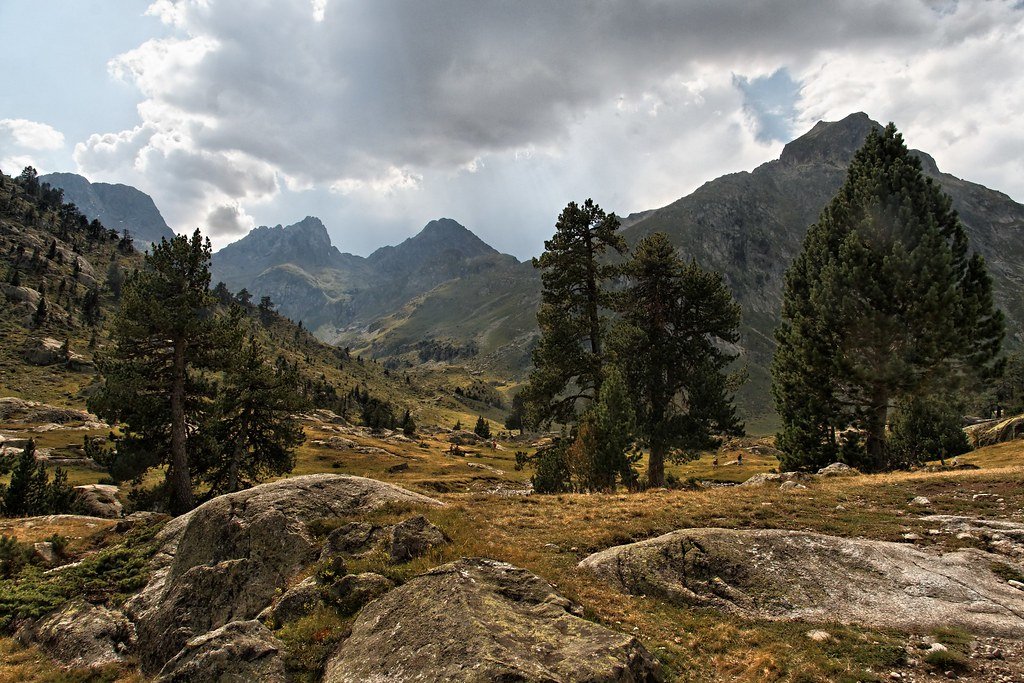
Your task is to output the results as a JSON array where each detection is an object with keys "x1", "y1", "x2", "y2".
[{"x1": 889, "y1": 395, "x2": 970, "y2": 467}]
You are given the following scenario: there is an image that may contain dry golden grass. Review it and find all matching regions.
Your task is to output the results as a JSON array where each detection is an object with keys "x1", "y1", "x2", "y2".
[{"x1": 1, "y1": 417, "x2": 1021, "y2": 682}]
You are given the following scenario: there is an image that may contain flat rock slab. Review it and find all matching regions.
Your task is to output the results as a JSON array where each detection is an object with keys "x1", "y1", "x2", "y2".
[
  {"x1": 126, "y1": 474, "x2": 441, "y2": 672},
  {"x1": 579, "y1": 528, "x2": 1024, "y2": 636},
  {"x1": 324, "y1": 557, "x2": 663, "y2": 682}
]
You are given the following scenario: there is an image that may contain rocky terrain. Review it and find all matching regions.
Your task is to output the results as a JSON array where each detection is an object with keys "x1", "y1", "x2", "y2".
[{"x1": 1, "y1": 402, "x2": 1023, "y2": 681}]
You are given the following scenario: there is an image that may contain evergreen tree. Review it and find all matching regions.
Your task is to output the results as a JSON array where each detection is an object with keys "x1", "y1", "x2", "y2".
[
  {"x1": 888, "y1": 394, "x2": 970, "y2": 467},
  {"x1": 32, "y1": 295, "x2": 48, "y2": 327},
  {"x1": 198, "y1": 335, "x2": 306, "y2": 496},
  {"x1": 88, "y1": 230, "x2": 232, "y2": 514},
  {"x1": 504, "y1": 393, "x2": 525, "y2": 435},
  {"x1": 400, "y1": 408, "x2": 417, "y2": 437},
  {"x1": 990, "y1": 351, "x2": 1024, "y2": 416},
  {"x1": 565, "y1": 367, "x2": 638, "y2": 491},
  {"x1": 772, "y1": 124, "x2": 1004, "y2": 471},
  {"x1": 614, "y1": 233, "x2": 742, "y2": 487},
  {"x1": 522, "y1": 199, "x2": 626, "y2": 426},
  {"x1": 82, "y1": 285, "x2": 101, "y2": 325},
  {"x1": 2, "y1": 440, "x2": 43, "y2": 516},
  {"x1": 473, "y1": 415, "x2": 491, "y2": 439}
]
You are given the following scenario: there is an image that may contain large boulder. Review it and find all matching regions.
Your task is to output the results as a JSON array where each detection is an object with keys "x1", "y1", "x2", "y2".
[
  {"x1": 323, "y1": 558, "x2": 662, "y2": 682},
  {"x1": 125, "y1": 474, "x2": 441, "y2": 672},
  {"x1": 155, "y1": 620, "x2": 286, "y2": 683},
  {"x1": 580, "y1": 528, "x2": 1024, "y2": 637},
  {"x1": 21, "y1": 336, "x2": 90, "y2": 368},
  {"x1": 966, "y1": 414, "x2": 1024, "y2": 447},
  {"x1": 73, "y1": 484, "x2": 123, "y2": 518},
  {"x1": 16, "y1": 600, "x2": 135, "y2": 669},
  {"x1": 388, "y1": 514, "x2": 448, "y2": 562}
]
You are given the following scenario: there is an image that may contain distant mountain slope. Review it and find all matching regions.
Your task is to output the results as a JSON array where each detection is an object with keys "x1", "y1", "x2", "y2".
[
  {"x1": 39, "y1": 172, "x2": 176, "y2": 246},
  {"x1": 621, "y1": 112, "x2": 1024, "y2": 424},
  {"x1": 211, "y1": 217, "x2": 531, "y2": 367},
  {"x1": 211, "y1": 112, "x2": 1024, "y2": 426}
]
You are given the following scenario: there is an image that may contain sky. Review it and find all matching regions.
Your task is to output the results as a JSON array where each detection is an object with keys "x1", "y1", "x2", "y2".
[{"x1": 1, "y1": 1, "x2": 1022, "y2": 258}]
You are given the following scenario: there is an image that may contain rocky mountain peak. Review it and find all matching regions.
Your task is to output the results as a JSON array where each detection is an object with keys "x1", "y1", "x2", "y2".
[
  {"x1": 779, "y1": 112, "x2": 882, "y2": 168},
  {"x1": 38, "y1": 172, "x2": 176, "y2": 245},
  {"x1": 368, "y1": 218, "x2": 499, "y2": 269}
]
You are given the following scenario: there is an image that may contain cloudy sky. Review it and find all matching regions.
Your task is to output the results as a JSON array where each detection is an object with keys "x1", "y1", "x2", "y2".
[{"x1": 2, "y1": 1, "x2": 1022, "y2": 257}]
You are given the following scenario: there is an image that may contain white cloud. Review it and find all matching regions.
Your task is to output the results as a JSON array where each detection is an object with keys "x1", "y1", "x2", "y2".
[
  {"x1": 0, "y1": 119, "x2": 65, "y2": 151},
  {"x1": 0, "y1": 119, "x2": 67, "y2": 176},
  {"x1": 64, "y1": 0, "x2": 1024, "y2": 253}
]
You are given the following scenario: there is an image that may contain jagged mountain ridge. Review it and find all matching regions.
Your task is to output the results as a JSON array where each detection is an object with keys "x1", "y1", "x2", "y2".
[
  {"x1": 38, "y1": 172, "x2": 176, "y2": 246},
  {"x1": 210, "y1": 216, "x2": 531, "y2": 363},
  {"x1": 211, "y1": 112, "x2": 1024, "y2": 422}
]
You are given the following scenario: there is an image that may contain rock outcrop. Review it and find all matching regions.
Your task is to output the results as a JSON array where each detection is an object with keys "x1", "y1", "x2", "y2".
[
  {"x1": 323, "y1": 557, "x2": 663, "y2": 682},
  {"x1": 125, "y1": 474, "x2": 441, "y2": 672},
  {"x1": 580, "y1": 528, "x2": 1024, "y2": 636},
  {"x1": 21, "y1": 337, "x2": 90, "y2": 369},
  {"x1": 966, "y1": 414, "x2": 1024, "y2": 447},
  {"x1": 0, "y1": 397, "x2": 96, "y2": 424},
  {"x1": 73, "y1": 484, "x2": 122, "y2": 518},
  {"x1": 388, "y1": 514, "x2": 448, "y2": 562},
  {"x1": 16, "y1": 600, "x2": 135, "y2": 669},
  {"x1": 155, "y1": 620, "x2": 286, "y2": 683}
]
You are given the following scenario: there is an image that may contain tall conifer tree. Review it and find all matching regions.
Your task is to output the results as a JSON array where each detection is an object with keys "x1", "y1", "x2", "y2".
[
  {"x1": 773, "y1": 124, "x2": 1003, "y2": 471},
  {"x1": 522, "y1": 199, "x2": 626, "y2": 426},
  {"x1": 89, "y1": 230, "x2": 230, "y2": 513},
  {"x1": 614, "y1": 232, "x2": 742, "y2": 487}
]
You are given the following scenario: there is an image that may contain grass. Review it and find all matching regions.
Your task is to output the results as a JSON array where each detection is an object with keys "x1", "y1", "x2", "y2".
[{"x1": 1, "y1": 410, "x2": 1022, "y2": 680}]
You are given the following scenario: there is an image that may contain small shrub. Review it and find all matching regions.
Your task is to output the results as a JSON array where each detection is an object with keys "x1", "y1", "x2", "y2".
[
  {"x1": 923, "y1": 648, "x2": 969, "y2": 673},
  {"x1": 0, "y1": 536, "x2": 30, "y2": 579}
]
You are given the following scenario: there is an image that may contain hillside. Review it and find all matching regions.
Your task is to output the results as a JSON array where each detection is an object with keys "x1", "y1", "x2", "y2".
[
  {"x1": 0, "y1": 169, "x2": 504, "y2": 432},
  {"x1": 38, "y1": 172, "x2": 176, "y2": 246}
]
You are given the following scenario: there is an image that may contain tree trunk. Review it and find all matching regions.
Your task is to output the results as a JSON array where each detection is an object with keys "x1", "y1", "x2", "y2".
[
  {"x1": 583, "y1": 228, "x2": 603, "y2": 395},
  {"x1": 864, "y1": 388, "x2": 889, "y2": 472},
  {"x1": 169, "y1": 338, "x2": 194, "y2": 514},
  {"x1": 647, "y1": 440, "x2": 666, "y2": 488},
  {"x1": 227, "y1": 448, "x2": 240, "y2": 493}
]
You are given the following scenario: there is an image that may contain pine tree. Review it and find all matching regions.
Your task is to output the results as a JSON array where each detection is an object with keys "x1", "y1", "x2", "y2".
[
  {"x1": 32, "y1": 295, "x2": 48, "y2": 327},
  {"x1": 566, "y1": 367, "x2": 639, "y2": 491},
  {"x1": 88, "y1": 230, "x2": 233, "y2": 513},
  {"x1": 198, "y1": 335, "x2": 306, "y2": 496},
  {"x1": 400, "y1": 408, "x2": 417, "y2": 437},
  {"x1": 772, "y1": 124, "x2": 1004, "y2": 471},
  {"x1": 614, "y1": 232, "x2": 742, "y2": 487},
  {"x1": 522, "y1": 199, "x2": 626, "y2": 426},
  {"x1": 473, "y1": 415, "x2": 491, "y2": 439},
  {"x1": 2, "y1": 440, "x2": 42, "y2": 516}
]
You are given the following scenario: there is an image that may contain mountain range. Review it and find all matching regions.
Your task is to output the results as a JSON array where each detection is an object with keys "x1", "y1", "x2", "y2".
[
  {"x1": 38, "y1": 172, "x2": 176, "y2": 246},
  {"x1": 41, "y1": 113, "x2": 1024, "y2": 426},
  {"x1": 207, "y1": 113, "x2": 1024, "y2": 425}
]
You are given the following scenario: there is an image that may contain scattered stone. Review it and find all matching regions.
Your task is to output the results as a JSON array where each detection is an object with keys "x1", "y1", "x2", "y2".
[
  {"x1": 73, "y1": 484, "x2": 123, "y2": 519},
  {"x1": 780, "y1": 480, "x2": 808, "y2": 491},
  {"x1": 817, "y1": 462, "x2": 859, "y2": 477},
  {"x1": 155, "y1": 620, "x2": 286, "y2": 683},
  {"x1": 909, "y1": 496, "x2": 931, "y2": 506},
  {"x1": 903, "y1": 533, "x2": 924, "y2": 541},
  {"x1": 263, "y1": 577, "x2": 324, "y2": 627},
  {"x1": 125, "y1": 474, "x2": 441, "y2": 672},
  {"x1": 388, "y1": 515, "x2": 448, "y2": 563},
  {"x1": 387, "y1": 462, "x2": 409, "y2": 473},
  {"x1": 929, "y1": 643, "x2": 949, "y2": 653},
  {"x1": 17, "y1": 600, "x2": 135, "y2": 669},
  {"x1": 806, "y1": 629, "x2": 831, "y2": 642},
  {"x1": 32, "y1": 541, "x2": 60, "y2": 567},
  {"x1": 324, "y1": 521, "x2": 386, "y2": 557},
  {"x1": 1009, "y1": 580, "x2": 1024, "y2": 591},
  {"x1": 580, "y1": 527, "x2": 1024, "y2": 636},
  {"x1": 323, "y1": 558, "x2": 663, "y2": 682}
]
